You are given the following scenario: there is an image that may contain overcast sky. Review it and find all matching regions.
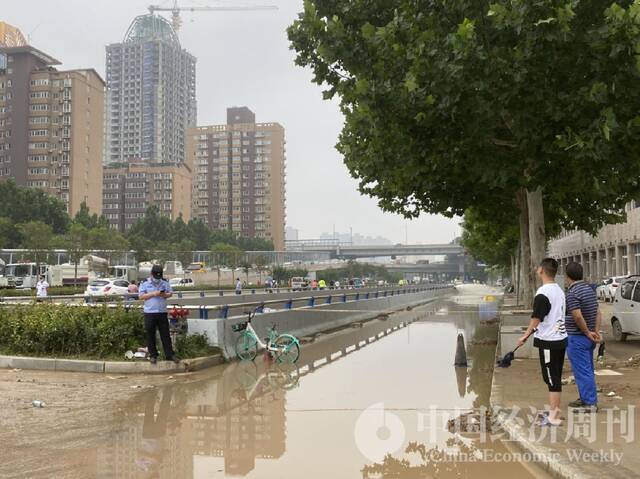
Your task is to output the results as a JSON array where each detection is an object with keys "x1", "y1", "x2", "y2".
[{"x1": 3, "y1": 0, "x2": 460, "y2": 244}]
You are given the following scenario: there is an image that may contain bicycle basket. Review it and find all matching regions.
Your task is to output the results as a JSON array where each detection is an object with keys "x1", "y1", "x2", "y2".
[{"x1": 232, "y1": 322, "x2": 248, "y2": 332}]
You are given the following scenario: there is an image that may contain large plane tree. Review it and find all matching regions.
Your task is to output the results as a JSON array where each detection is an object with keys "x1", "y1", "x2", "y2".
[{"x1": 289, "y1": 0, "x2": 640, "y2": 302}]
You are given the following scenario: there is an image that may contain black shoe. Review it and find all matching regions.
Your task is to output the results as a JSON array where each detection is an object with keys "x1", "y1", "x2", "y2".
[
  {"x1": 150, "y1": 357, "x2": 158, "y2": 365},
  {"x1": 568, "y1": 398, "x2": 585, "y2": 408},
  {"x1": 573, "y1": 404, "x2": 599, "y2": 413},
  {"x1": 167, "y1": 356, "x2": 181, "y2": 364}
]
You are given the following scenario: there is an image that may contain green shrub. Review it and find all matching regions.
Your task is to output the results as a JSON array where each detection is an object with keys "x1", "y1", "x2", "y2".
[
  {"x1": 0, "y1": 304, "x2": 219, "y2": 360},
  {"x1": 175, "y1": 333, "x2": 219, "y2": 358},
  {"x1": 0, "y1": 286, "x2": 86, "y2": 297}
]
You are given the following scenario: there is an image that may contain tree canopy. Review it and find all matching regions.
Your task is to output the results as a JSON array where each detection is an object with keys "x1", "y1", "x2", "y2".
[
  {"x1": 0, "y1": 180, "x2": 69, "y2": 234},
  {"x1": 289, "y1": 0, "x2": 640, "y2": 296},
  {"x1": 289, "y1": 0, "x2": 640, "y2": 231}
]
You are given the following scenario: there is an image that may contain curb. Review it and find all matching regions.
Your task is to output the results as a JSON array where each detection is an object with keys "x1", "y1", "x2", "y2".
[
  {"x1": 490, "y1": 324, "x2": 640, "y2": 479},
  {"x1": 0, "y1": 354, "x2": 224, "y2": 375}
]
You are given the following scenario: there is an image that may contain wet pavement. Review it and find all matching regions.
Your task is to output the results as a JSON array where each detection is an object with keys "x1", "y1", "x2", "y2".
[{"x1": 1, "y1": 285, "x2": 551, "y2": 478}]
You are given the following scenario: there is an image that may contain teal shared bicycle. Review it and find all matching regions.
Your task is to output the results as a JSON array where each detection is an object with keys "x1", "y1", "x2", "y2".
[{"x1": 233, "y1": 308, "x2": 300, "y2": 363}]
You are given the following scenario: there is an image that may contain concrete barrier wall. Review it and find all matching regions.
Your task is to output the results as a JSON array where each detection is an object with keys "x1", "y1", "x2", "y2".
[
  {"x1": 500, "y1": 311, "x2": 535, "y2": 358},
  {"x1": 188, "y1": 286, "x2": 455, "y2": 359}
]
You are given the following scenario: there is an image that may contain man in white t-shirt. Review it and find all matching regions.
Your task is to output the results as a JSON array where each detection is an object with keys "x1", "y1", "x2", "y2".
[
  {"x1": 518, "y1": 258, "x2": 568, "y2": 426},
  {"x1": 36, "y1": 275, "x2": 49, "y2": 298}
]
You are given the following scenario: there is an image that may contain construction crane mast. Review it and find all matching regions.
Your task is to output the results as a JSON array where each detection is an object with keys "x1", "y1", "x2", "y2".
[{"x1": 148, "y1": 0, "x2": 278, "y2": 33}]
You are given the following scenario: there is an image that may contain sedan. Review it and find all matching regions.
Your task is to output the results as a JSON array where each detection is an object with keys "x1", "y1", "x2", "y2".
[{"x1": 85, "y1": 279, "x2": 130, "y2": 297}]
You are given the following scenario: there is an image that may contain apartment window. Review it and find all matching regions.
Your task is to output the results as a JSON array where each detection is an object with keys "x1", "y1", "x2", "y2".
[
  {"x1": 29, "y1": 129, "x2": 49, "y2": 137},
  {"x1": 28, "y1": 155, "x2": 48, "y2": 162},
  {"x1": 29, "y1": 117, "x2": 49, "y2": 125},
  {"x1": 27, "y1": 180, "x2": 48, "y2": 187},
  {"x1": 28, "y1": 142, "x2": 48, "y2": 150},
  {"x1": 30, "y1": 79, "x2": 50, "y2": 87},
  {"x1": 29, "y1": 91, "x2": 49, "y2": 99},
  {"x1": 30, "y1": 104, "x2": 49, "y2": 112}
]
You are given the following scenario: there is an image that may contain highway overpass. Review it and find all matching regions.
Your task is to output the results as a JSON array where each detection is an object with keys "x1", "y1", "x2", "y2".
[{"x1": 287, "y1": 243, "x2": 465, "y2": 259}]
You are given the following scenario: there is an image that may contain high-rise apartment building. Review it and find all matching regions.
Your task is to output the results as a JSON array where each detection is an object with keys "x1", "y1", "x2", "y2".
[
  {"x1": 102, "y1": 161, "x2": 192, "y2": 231},
  {"x1": 188, "y1": 107, "x2": 286, "y2": 250},
  {"x1": 105, "y1": 14, "x2": 196, "y2": 166},
  {"x1": 0, "y1": 21, "x2": 27, "y2": 47},
  {"x1": 0, "y1": 42, "x2": 104, "y2": 215}
]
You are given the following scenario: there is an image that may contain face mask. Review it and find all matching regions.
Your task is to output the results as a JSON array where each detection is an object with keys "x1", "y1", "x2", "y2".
[{"x1": 152, "y1": 277, "x2": 160, "y2": 284}]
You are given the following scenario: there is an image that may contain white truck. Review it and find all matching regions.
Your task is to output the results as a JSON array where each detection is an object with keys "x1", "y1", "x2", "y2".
[
  {"x1": 109, "y1": 265, "x2": 138, "y2": 282},
  {"x1": 4, "y1": 262, "x2": 47, "y2": 289}
]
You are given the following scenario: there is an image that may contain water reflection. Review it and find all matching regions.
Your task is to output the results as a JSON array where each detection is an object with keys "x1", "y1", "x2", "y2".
[{"x1": 97, "y1": 307, "x2": 428, "y2": 478}]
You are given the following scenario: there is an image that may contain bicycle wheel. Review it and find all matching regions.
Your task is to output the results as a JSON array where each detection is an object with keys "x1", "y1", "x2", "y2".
[
  {"x1": 236, "y1": 332, "x2": 258, "y2": 361},
  {"x1": 273, "y1": 334, "x2": 300, "y2": 363}
]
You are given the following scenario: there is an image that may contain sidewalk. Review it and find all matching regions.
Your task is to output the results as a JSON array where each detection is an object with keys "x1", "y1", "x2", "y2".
[{"x1": 492, "y1": 298, "x2": 640, "y2": 478}]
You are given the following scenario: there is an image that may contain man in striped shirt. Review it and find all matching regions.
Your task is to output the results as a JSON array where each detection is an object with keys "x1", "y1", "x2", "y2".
[{"x1": 565, "y1": 262, "x2": 602, "y2": 412}]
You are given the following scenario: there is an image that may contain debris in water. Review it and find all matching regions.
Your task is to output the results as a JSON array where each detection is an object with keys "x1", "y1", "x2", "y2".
[
  {"x1": 607, "y1": 391, "x2": 616, "y2": 397},
  {"x1": 31, "y1": 400, "x2": 46, "y2": 408},
  {"x1": 447, "y1": 410, "x2": 493, "y2": 433}
]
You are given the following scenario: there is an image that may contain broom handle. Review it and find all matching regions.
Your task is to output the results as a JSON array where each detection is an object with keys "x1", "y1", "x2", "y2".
[{"x1": 513, "y1": 328, "x2": 537, "y2": 353}]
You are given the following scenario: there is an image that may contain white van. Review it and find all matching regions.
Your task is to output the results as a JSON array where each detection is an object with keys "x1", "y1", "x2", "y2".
[{"x1": 611, "y1": 276, "x2": 640, "y2": 341}]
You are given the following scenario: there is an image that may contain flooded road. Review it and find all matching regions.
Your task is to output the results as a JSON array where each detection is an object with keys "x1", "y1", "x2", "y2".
[{"x1": 2, "y1": 286, "x2": 550, "y2": 478}]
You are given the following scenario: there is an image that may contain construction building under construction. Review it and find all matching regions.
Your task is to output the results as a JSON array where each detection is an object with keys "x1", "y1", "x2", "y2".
[{"x1": 104, "y1": 13, "x2": 197, "y2": 166}]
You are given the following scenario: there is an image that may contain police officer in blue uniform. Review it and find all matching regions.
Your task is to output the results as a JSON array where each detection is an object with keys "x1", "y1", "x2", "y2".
[{"x1": 139, "y1": 264, "x2": 180, "y2": 365}]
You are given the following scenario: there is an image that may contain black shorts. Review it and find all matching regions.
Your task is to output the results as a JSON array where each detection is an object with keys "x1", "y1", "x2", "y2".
[{"x1": 535, "y1": 339, "x2": 567, "y2": 392}]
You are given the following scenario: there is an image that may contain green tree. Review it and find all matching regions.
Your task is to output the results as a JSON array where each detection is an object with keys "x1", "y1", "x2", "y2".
[
  {"x1": 172, "y1": 214, "x2": 189, "y2": 241},
  {"x1": 0, "y1": 180, "x2": 69, "y2": 233},
  {"x1": 173, "y1": 239, "x2": 196, "y2": 268},
  {"x1": 288, "y1": 0, "x2": 640, "y2": 303},
  {"x1": 461, "y1": 208, "x2": 519, "y2": 270},
  {"x1": 210, "y1": 242, "x2": 243, "y2": 287},
  {"x1": 62, "y1": 223, "x2": 90, "y2": 285},
  {"x1": 127, "y1": 206, "x2": 173, "y2": 243},
  {"x1": 129, "y1": 235, "x2": 154, "y2": 263},
  {"x1": 187, "y1": 219, "x2": 210, "y2": 250},
  {"x1": 0, "y1": 217, "x2": 22, "y2": 248},
  {"x1": 73, "y1": 202, "x2": 108, "y2": 230},
  {"x1": 88, "y1": 227, "x2": 129, "y2": 264},
  {"x1": 254, "y1": 254, "x2": 269, "y2": 284},
  {"x1": 17, "y1": 221, "x2": 53, "y2": 271}
]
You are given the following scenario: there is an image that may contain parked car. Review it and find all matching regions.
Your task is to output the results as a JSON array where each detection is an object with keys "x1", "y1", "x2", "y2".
[
  {"x1": 604, "y1": 276, "x2": 628, "y2": 302},
  {"x1": 610, "y1": 276, "x2": 640, "y2": 341},
  {"x1": 169, "y1": 277, "x2": 194, "y2": 288},
  {"x1": 85, "y1": 278, "x2": 130, "y2": 297}
]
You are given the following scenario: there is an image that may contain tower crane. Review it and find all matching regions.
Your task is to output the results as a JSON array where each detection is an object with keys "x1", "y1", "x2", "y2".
[{"x1": 148, "y1": 1, "x2": 278, "y2": 33}]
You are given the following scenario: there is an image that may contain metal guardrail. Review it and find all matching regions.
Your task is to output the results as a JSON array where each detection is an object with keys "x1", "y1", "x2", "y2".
[
  {"x1": 0, "y1": 284, "x2": 454, "y2": 319},
  {"x1": 0, "y1": 283, "x2": 442, "y2": 303}
]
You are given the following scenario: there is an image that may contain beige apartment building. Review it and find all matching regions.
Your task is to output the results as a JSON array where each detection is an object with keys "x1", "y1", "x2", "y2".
[
  {"x1": 102, "y1": 161, "x2": 192, "y2": 232},
  {"x1": 548, "y1": 202, "x2": 640, "y2": 281},
  {"x1": 0, "y1": 42, "x2": 104, "y2": 215},
  {"x1": 188, "y1": 107, "x2": 286, "y2": 250}
]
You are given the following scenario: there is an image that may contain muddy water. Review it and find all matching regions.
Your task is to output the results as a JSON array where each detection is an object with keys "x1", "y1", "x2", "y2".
[{"x1": 5, "y1": 287, "x2": 550, "y2": 478}]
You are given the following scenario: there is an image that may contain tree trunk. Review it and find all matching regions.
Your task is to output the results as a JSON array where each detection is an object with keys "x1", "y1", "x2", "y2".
[
  {"x1": 516, "y1": 189, "x2": 535, "y2": 306},
  {"x1": 527, "y1": 186, "x2": 546, "y2": 290},
  {"x1": 510, "y1": 253, "x2": 515, "y2": 286}
]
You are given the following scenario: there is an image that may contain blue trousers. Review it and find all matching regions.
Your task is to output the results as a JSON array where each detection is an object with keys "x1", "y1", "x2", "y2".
[{"x1": 567, "y1": 334, "x2": 598, "y2": 405}]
